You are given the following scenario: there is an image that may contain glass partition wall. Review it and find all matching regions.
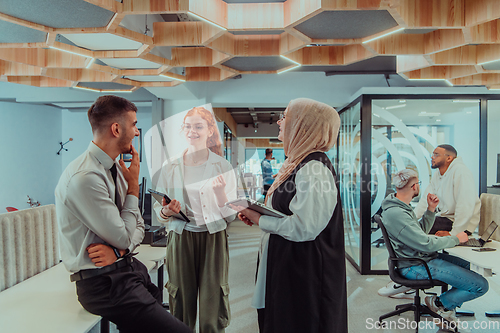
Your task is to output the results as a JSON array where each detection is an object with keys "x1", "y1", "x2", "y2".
[
  {"x1": 338, "y1": 94, "x2": 486, "y2": 274},
  {"x1": 338, "y1": 101, "x2": 361, "y2": 267}
]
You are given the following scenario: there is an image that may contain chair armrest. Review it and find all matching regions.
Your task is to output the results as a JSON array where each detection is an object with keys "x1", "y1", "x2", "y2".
[{"x1": 389, "y1": 257, "x2": 436, "y2": 285}]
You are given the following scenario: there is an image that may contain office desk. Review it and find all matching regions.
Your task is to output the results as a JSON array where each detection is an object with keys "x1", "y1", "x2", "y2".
[
  {"x1": 135, "y1": 244, "x2": 167, "y2": 304},
  {"x1": 0, "y1": 263, "x2": 100, "y2": 333},
  {"x1": 0, "y1": 246, "x2": 165, "y2": 333},
  {"x1": 447, "y1": 240, "x2": 500, "y2": 277},
  {"x1": 447, "y1": 240, "x2": 500, "y2": 317}
]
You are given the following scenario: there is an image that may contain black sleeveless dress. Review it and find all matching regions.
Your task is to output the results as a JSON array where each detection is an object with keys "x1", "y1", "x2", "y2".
[{"x1": 259, "y1": 152, "x2": 348, "y2": 333}]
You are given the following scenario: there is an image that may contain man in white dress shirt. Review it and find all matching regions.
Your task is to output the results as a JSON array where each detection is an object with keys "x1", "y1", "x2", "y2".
[{"x1": 55, "y1": 95, "x2": 189, "y2": 333}]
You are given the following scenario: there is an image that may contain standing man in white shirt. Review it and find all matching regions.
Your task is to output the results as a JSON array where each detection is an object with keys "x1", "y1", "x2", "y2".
[
  {"x1": 414, "y1": 144, "x2": 481, "y2": 236},
  {"x1": 55, "y1": 95, "x2": 189, "y2": 333}
]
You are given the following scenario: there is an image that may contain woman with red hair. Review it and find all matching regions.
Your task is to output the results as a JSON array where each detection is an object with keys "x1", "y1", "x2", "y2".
[{"x1": 154, "y1": 106, "x2": 237, "y2": 332}]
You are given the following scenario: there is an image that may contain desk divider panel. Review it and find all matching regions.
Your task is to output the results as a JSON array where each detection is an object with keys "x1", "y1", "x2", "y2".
[
  {"x1": 0, "y1": 204, "x2": 60, "y2": 292},
  {"x1": 479, "y1": 193, "x2": 500, "y2": 241}
]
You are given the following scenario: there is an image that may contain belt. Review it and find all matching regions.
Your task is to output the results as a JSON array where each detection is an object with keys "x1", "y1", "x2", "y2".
[{"x1": 70, "y1": 256, "x2": 133, "y2": 282}]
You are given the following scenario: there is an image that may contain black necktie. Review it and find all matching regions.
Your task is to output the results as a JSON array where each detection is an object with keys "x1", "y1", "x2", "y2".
[{"x1": 110, "y1": 164, "x2": 120, "y2": 204}]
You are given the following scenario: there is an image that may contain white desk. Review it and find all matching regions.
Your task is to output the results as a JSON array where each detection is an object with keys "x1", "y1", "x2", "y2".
[
  {"x1": 135, "y1": 244, "x2": 166, "y2": 268},
  {"x1": 0, "y1": 246, "x2": 166, "y2": 333},
  {"x1": 135, "y1": 244, "x2": 167, "y2": 304},
  {"x1": 447, "y1": 240, "x2": 500, "y2": 277},
  {"x1": 0, "y1": 263, "x2": 100, "y2": 333},
  {"x1": 447, "y1": 240, "x2": 500, "y2": 317}
]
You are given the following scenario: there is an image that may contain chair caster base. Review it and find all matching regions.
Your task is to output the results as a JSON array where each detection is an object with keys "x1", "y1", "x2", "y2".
[
  {"x1": 456, "y1": 309, "x2": 474, "y2": 317},
  {"x1": 485, "y1": 310, "x2": 500, "y2": 317}
]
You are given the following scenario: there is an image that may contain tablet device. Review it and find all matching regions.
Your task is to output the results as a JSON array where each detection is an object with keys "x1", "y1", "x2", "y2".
[
  {"x1": 225, "y1": 198, "x2": 286, "y2": 218},
  {"x1": 148, "y1": 189, "x2": 190, "y2": 223}
]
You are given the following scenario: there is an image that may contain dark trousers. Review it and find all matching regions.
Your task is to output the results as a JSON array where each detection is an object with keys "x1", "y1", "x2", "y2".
[
  {"x1": 429, "y1": 216, "x2": 454, "y2": 235},
  {"x1": 257, "y1": 308, "x2": 266, "y2": 333},
  {"x1": 262, "y1": 185, "x2": 271, "y2": 196},
  {"x1": 76, "y1": 258, "x2": 191, "y2": 333}
]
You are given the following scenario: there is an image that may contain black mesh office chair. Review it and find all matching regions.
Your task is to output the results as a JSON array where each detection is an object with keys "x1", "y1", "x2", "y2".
[{"x1": 374, "y1": 215, "x2": 456, "y2": 333}]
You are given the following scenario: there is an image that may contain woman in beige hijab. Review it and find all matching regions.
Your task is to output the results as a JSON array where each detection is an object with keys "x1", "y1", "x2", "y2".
[{"x1": 233, "y1": 98, "x2": 347, "y2": 333}]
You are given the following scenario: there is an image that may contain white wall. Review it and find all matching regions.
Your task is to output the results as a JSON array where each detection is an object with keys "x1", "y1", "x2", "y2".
[
  {"x1": 0, "y1": 101, "x2": 62, "y2": 210},
  {"x1": 487, "y1": 101, "x2": 500, "y2": 186},
  {"x1": 453, "y1": 117, "x2": 480, "y2": 194}
]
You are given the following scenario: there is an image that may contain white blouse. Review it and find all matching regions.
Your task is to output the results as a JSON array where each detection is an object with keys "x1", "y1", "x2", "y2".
[{"x1": 183, "y1": 162, "x2": 209, "y2": 232}]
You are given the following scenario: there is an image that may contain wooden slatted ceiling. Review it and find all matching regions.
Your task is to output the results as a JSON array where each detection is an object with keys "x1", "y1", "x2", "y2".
[{"x1": 1, "y1": 0, "x2": 500, "y2": 88}]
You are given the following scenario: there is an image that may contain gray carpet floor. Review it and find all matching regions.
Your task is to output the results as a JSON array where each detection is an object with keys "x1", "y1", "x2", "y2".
[{"x1": 91, "y1": 220, "x2": 500, "y2": 333}]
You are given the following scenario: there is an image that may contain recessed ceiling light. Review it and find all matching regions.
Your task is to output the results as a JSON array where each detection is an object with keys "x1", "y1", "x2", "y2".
[
  {"x1": 419, "y1": 112, "x2": 441, "y2": 117},
  {"x1": 478, "y1": 58, "x2": 500, "y2": 66},
  {"x1": 277, "y1": 65, "x2": 300, "y2": 74},
  {"x1": 436, "y1": 119, "x2": 442, "y2": 122},
  {"x1": 188, "y1": 12, "x2": 227, "y2": 31},
  {"x1": 408, "y1": 79, "x2": 453, "y2": 86},
  {"x1": 452, "y1": 100, "x2": 478, "y2": 103},
  {"x1": 362, "y1": 27, "x2": 405, "y2": 44},
  {"x1": 385, "y1": 104, "x2": 406, "y2": 110},
  {"x1": 159, "y1": 74, "x2": 185, "y2": 82},
  {"x1": 49, "y1": 46, "x2": 90, "y2": 58},
  {"x1": 85, "y1": 58, "x2": 95, "y2": 69}
]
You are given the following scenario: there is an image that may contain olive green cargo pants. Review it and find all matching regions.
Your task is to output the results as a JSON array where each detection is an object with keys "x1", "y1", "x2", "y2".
[{"x1": 165, "y1": 229, "x2": 230, "y2": 333}]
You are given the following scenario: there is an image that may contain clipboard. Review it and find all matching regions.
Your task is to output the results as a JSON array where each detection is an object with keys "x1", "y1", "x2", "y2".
[
  {"x1": 225, "y1": 198, "x2": 286, "y2": 218},
  {"x1": 148, "y1": 189, "x2": 191, "y2": 223}
]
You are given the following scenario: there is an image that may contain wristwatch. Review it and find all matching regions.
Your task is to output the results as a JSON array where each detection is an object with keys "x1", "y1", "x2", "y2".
[{"x1": 112, "y1": 247, "x2": 121, "y2": 259}]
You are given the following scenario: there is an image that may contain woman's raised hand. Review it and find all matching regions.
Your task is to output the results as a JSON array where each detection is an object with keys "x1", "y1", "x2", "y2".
[
  {"x1": 212, "y1": 175, "x2": 229, "y2": 207},
  {"x1": 212, "y1": 175, "x2": 226, "y2": 194}
]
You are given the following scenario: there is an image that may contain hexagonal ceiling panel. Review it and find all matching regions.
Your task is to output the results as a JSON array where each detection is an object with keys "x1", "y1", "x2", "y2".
[
  {"x1": 99, "y1": 58, "x2": 162, "y2": 70},
  {"x1": 223, "y1": 0, "x2": 285, "y2": 3},
  {"x1": 78, "y1": 82, "x2": 134, "y2": 90},
  {"x1": 125, "y1": 75, "x2": 173, "y2": 82},
  {"x1": 482, "y1": 60, "x2": 500, "y2": 71},
  {"x1": 62, "y1": 33, "x2": 143, "y2": 51},
  {"x1": 0, "y1": 0, "x2": 114, "y2": 29},
  {"x1": 0, "y1": 20, "x2": 47, "y2": 43},
  {"x1": 294, "y1": 10, "x2": 398, "y2": 39},
  {"x1": 230, "y1": 30, "x2": 285, "y2": 35},
  {"x1": 2, "y1": 0, "x2": 500, "y2": 89},
  {"x1": 294, "y1": 56, "x2": 396, "y2": 74},
  {"x1": 222, "y1": 56, "x2": 292, "y2": 71}
]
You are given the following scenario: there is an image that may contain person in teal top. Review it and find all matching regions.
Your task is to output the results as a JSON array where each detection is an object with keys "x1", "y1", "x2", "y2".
[
  {"x1": 381, "y1": 168, "x2": 488, "y2": 327},
  {"x1": 261, "y1": 148, "x2": 275, "y2": 196}
]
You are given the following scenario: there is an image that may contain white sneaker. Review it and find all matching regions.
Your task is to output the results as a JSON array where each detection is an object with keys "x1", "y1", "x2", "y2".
[
  {"x1": 378, "y1": 281, "x2": 412, "y2": 297},
  {"x1": 425, "y1": 295, "x2": 459, "y2": 323},
  {"x1": 389, "y1": 290, "x2": 416, "y2": 299}
]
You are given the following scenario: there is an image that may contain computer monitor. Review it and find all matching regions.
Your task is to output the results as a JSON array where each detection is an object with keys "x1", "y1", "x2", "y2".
[
  {"x1": 497, "y1": 154, "x2": 500, "y2": 183},
  {"x1": 138, "y1": 177, "x2": 147, "y2": 216},
  {"x1": 139, "y1": 177, "x2": 152, "y2": 228}
]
